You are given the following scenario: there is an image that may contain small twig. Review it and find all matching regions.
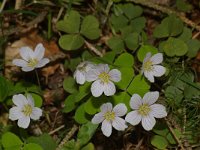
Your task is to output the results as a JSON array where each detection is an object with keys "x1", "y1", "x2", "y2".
[
  {"x1": 135, "y1": 138, "x2": 144, "y2": 150},
  {"x1": 165, "y1": 118, "x2": 185, "y2": 150},
  {"x1": 0, "y1": 11, "x2": 48, "y2": 37},
  {"x1": 192, "y1": 32, "x2": 200, "y2": 39},
  {"x1": 85, "y1": 40, "x2": 103, "y2": 57},
  {"x1": 49, "y1": 125, "x2": 65, "y2": 135},
  {"x1": 56, "y1": 124, "x2": 79, "y2": 150},
  {"x1": 0, "y1": 0, "x2": 7, "y2": 13},
  {"x1": 127, "y1": 0, "x2": 200, "y2": 31},
  {"x1": 55, "y1": 7, "x2": 64, "y2": 23},
  {"x1": 15, "y1": 0, "x2": 24, "y2": 10}
]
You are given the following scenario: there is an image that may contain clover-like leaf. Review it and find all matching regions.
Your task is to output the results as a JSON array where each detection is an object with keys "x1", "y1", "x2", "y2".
[
  {"x1": 122, "y1": 3, "x2": 143, "y2": 20},
  {"x1": 137, "y1": 45, "x2": 158, "y2": 62},
  {"x1": 56, "y1": 10, "x2": 80, "y2": 33},
  {"x1": 114, "y1": 53, "x2": 134, "y2": 67},
  {"x1": 112, "y1": 92, "x2": 131, "y2": 111},
  {"x1": 110, "y1": 14, "x2": 129, "y2": 32},
  {"x1": 178, "y1": 27, "x2": 192, "y2": 42},
  {"x1": 59, "y1": 34, "x2": 84, "y2": 50},
  {"x1": 80, "y1": 15, "x2": 100, "y2": 40},
  {"x1": 23, "y1": 143, "x2": 43, "y2": 150},
  {"x1": 124, "y1": 32, "x2": 139, "y2": 51},
  {"x1": 130, "y1": 17, "x2": 146, "y2": 33},
  {"x1": 186, "y1": 39, "x2": 200, "y2": 58},
  {"x1": 107, "y1": 36, "x2": 124, "y2": 54},
  {"x1": 151, "y1": 135, "x2": 168, "y2": 149},
  {"x1": 63, "y1": 76, "x2": 78, "y2": 93},
  {"x1": 153, "y1": 15, "x2": 183, "y2": 38},
  {"x1": 75, "y1": 104, "x2": 90, "y2": 124}
]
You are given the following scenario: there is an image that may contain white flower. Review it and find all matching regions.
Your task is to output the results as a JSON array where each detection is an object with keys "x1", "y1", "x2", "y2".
[
  {"x1": 12, "y1": 43, "x2": 50, "y2": 72},
  {"x1": 125, "y1": 91, "x2": 167, "y2": 131},
  {"x1": 141, "y1": 52, "x2": 166, "y2": 82},
  {"x1": 74, "y1": 61, "x2": 95, "y2": 85},
  {"x1": 9, "y1": 94, "x2": 42, "y2": 129},
  {"x1": 92, "y1": 103, "x2": 127, "y2": 137},
  {"x1": 86, "y1": 64, "x2": 121, "y2": 97}
]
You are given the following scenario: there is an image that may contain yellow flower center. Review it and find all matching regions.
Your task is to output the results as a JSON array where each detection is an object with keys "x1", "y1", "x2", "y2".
[
  {"x1": 22, "y1": 104, "x2": 33, "y2": 116},
  {"x1": 138, "y1": 104, "x2": 151, "y2": 116},
  {"x1": 104, "y1": 111, "x2": 115, "y2": 121},
  {"x1": 27, "y1": 58, "x2": 38, "y2": 67},
  {"x1": 143, "y1": 60, "x2": 153, "y2": 72},
  {"x1": 98, "y1": 72, "x2": 110, "y2": 83}
]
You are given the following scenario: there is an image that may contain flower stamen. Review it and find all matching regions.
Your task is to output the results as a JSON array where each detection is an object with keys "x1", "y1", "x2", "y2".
[
  {"x1": 27, "y1": 58, "x2": 38, "y2": 67},
  {"x1": 143, "y1": 60, "x2": 153, "y2": 72},
  {"x1": 22, "y1": 104, "x2": 33, "y2": 116},
  {"x1": 104, "y1": 111, "x2": 115, "y2": 121},
  {"x1": 98, "y1": 72, "x2": 110, "y2": 83},
  {"x1": 138, "y1": 104, "x2": 151, "y2": 116}
]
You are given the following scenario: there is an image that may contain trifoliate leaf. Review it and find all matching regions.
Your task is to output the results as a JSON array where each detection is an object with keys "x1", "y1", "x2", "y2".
[
  {"x1": 110, "y1": 14, "x2": 129, "y2": 31},
  {"x1": 151, "y1": 135, "x2": 168, "y2": 149},
  {"x1": 56, "y1": 10, "x2": 80, "y2": 33},
  {"x1": 30, "y1": 93, "x2": 42, "y2": 107},
  {"x1": 122, "y1": 3, "x2": 143, "y2": 20},
  {"x1": 159, "y1": 37, "x2": 188, "y2": 57},
  {"x1": 59, "y1": 34, "x2": 84, "y2": 50},
  {"x1": 178, "y1": 27, "x2": 192, "y2": 42},
  {"x1": 186, "y1": 39, "x2": 200, "y2": 58},
  {"x1": 166, "y1": 129, "x2": 181, "y2": 145},
  {"x1": 153, "y1": 15, "x2": 183, "y2": 38},
  {"x1": 80, "y1": 15, "x2": 100, "y2": 40},
  {"x1": 114, "y1": 53, "x2": 134, "y2": 67},
  {"x1": 112, "y1": 92, "x2": 131, "y2": 111},
  {"x1": 75, "y1": 104, "x2": 90, "y2": 124},
  {"x1": 176, "y1": 0, "x2": 192, "y2": 12},
  {"x1": 23, "y1": 143, "x2": 43, "y2": 150},
  {"x1": 137, "y1": 45, "x2": 158, "y2": 62},
  {"x1": 124, "y1": 32, "x2": 139, "y2": 51},
  {"x1": 0, "y1": 76, "x2": 13, "y2": 102},
  {"x1": 107, "y1": 36, "x2": 124, "y2": 54},
  {"x1": 130, "y1": 17, "x2": 146, "y2": 33},
  {"x1": 63, "y1": 76, "x2": 78, "y2": 94},
  {"x1": 127, "y1": 74, "x2": 150, "y2": 96}
]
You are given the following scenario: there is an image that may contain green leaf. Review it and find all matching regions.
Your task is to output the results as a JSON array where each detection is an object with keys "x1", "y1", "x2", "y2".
[
  {"x1": 186, "y1": 39, "x2": 200, "y2": 58},
  {"x1": 159, "y1": 37, "x2": 188, "y2": 57},
  {"x1": 137, "y1": 45, "x2": 158, "y2": 62},
  {"x1": 153, "y1": 15, "x2": 183, "y2": 38},
  {"x1": 124, "y1": 32, "x2": 139, "y2": 51},
  {"x1": 81, "y1": 143, "x2": 94, "y2": 150},
  {"x1": 176, "y1": 0, "x2": 192, "y2": 12},
  {"x1": 114, "y1": 53, "x2": 134, "y2": 67},
  {"x1": 63, "y1": 76, "x2": 78, "y2": 94},
  {"x1": 2, "y1": 132, "x2": 23, "y2": 149},
  {"x1": 59, "y1": 34, "x2": 84, "y2": 50},
  {"x1": 23, "y1": 143, "x2": 43, "y2": 150},
  {"x1": 0, "y1": 76, "x2": 12, "y2": 102},
  {"x1": 56, "y1": 10, "x2": 80, "y2": 33},
  {"x1": 116, "y1": 67, "x2": 134, "y2": 90},
  {"x1": 80, "y1": 15, "x2": 100, "y2": 40},
  {"x1": 122, "y1": 3, "x2": 143, "y2": 20},
  {"x1": 62, "y1": 139, "x2": 78, "y2": 150},
  {"x1": 75, "y1": 104, "x2": 90, "y2": 124},
  {"x1": 65, "y1": 57, "x2": 81, "y2": 71},
  {"x1": 151, "y1": 135, "x2": 168, "y2": 149},
  {"x1": 107, "y1": 36, "x2": 124, "y2": 54},
  {"x1": 130, "y1": 17, "x2": 146, "y2": 33},
  {"x1": 63, "y1": 94, "x2": 77, "y2": 113},
  {"x1": 112, "y1": 92, "x2": 131, "y2": 111},
  {"x1": 30, "y1": 93, "x2": 42, "y2": 107},
  {"x1": 110, "y1": 14, "x2": 129, "y2": 31},
  {"x1": 27, "y1": 133, "x2": 57, "y2": 150},
  {"x1": 166, "y1": 129, "x2": 181, "y2": 144},
  {"x1": 93, "y1": 51, "x2": 116, "y2": 64},
  {"x1": 77, "y1": 122, "x2": 98, "y2": 147},
  {"x1": 127, "y1": 74, "x2": 150, "y2": 96},
  {"x1": 153, "y1": 122, "x2": 169, "y2": 136},
  {"x1": 178, "y1": 27, "x2": 192, "y2": 42}
]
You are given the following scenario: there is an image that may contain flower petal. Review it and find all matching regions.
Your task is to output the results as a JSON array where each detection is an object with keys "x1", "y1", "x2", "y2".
[
  {"x1": 12, "y1": 59, "x2": 27, "y2": 67},
  {"x1": 142, "y1": 91, "x2": 159, "y2": 105},
  {"x1": 100, "y1": 103, "x2": 112, "y2": 113},
  {"x1": 152, "y1": 65, "x2": 166, "y2": 77},
  {"x1": 103, "y1": 81, "x2": 116, "y2": 96},
  {"x1": 34, "y1": 43, "x2": 45, "y2": 60},
  {"x1": 144, "y1": 71, "x2": 155, "y2": 82},
  {"x1": 30, "y1": 107, "x2": 42, "y2": 120},
  {"x1": 36, "y1": 58, "x2": 49, "y2": 68},
  {"x1": 150, "y1": 53, "x2": 163, "y2": 65},
  {"x1": 17, "y1": 116, "x2": 30, "y2": 129},
  {"x1": 74, "y1": 71, "x2": 85, "y2": 85},
  {"x1": 98, "y1": 64, "x2": 110, "y2": 73},
  {"x1": 19, "y1": 46, "x2": 34, "y2": 61},
  {"x1": 112, "y1": 117, "x2": 127, "y2": 131},
  {"x1": 101, "y1": 120, "x2": 112, "y2": 137},
  {"x1": 109, "y1": 69, "x2": 121, "y2": 82},
  {"x1": 12, "y1": 94, "x2": 27, "y2": 107},
  {"x1": 141, "y1": 115, "x2": 156, "y2": 131},
  {"x1": 113, "y1": 103, "x2": 127, "y2": 116},
  {"x1": 150, "y1": 104, "x2": 167, "y2": 118},
  {"x1": 27, "y1": 94, "x2": 35, "y2": 107},
  {"x1": 22, "y1": 66, "x2": 34, "y2": 72},
  {"x1": 86, "y1": 69, "x2": 99, "y2": 82},
  {"x1": 9, "y1": 107, "x2": 23, "y2": 120},
  {"x1": 91, "y1": 112, "x2": 104, "y2": 124},
  {"x1": 125, "y1": 111, "x2": 142, "y2": 126},
  {"x1": 143, "y1": 52, "x2": 151, "y2": 64},
  {"x1": 91, "y1": 80, "x2": 104, "y2": 97},
  {"x1": 130, "y1": 94, "x2": 142, "y2": 110}
]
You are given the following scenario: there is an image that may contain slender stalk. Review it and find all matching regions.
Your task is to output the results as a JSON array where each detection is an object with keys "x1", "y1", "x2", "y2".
[{"x1": 35, "y1": 69, "x2": 41, "y2": 92}]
